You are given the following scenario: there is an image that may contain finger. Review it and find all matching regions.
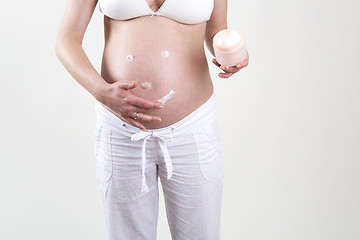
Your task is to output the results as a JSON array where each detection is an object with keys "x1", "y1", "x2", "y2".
[
  {"x1": 241, "y1": 58, "x2": 249, "y2": 68},
  {"x1": 122, "y1": 105, "x2": 153, "y2": 115},
  {"x1": 213, "y1": 59, "x2": 241, "y2": 73},
  {"x1": 117, "y1": 80, "x2": 137, "y2": 90},
  {"x1": 132, "y1": 112, "x2": 162, "y2": 122},
  {"x1": 220, "y1": 65, "x2": 242, "y2": 73},
  {"x1": 218, "y1": 72, "x2": 233, "y2": 78},
  {"x1": 212, "y1": 58, "x2": 221, "y2": 68},
  {"x1": 126, "y1": 117, "x2": 147, "y2": 131},
  {"x1": 124, "y1": 95, "x2": 163, "y2": 109}
]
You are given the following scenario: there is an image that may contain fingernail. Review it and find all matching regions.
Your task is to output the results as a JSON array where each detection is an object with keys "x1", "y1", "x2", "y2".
[
  {"x1": 129, "y1": 81, "x2": 134, "y2": 86},
  {"x1": 157, "y1": 118, "x2": 162, "y2": 121},
  {"x1": 156, "y1": 103, "x2": 164, "y2": 108},
  {"x1": 237, "y1": 64, "x2": 242, "y2": 68}
]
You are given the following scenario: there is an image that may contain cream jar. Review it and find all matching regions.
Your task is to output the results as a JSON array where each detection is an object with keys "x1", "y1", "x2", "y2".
[{"x1": 213, "y1": 29, "x2": 247, "y2": 66}]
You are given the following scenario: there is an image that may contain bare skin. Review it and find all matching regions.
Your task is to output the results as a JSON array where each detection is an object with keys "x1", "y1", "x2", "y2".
[{"x1": 55, "y1": 0, "x2": 249, "y2": 131}]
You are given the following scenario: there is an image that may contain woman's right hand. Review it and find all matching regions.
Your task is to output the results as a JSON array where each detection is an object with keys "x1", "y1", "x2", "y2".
[{"x1": 95, "y1": 80, "x2": 164, "y2": 131}]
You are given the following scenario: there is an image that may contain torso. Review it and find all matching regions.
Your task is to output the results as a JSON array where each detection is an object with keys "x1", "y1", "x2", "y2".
[{"x1": 101, "y1": 1, "x2": 214, "y2": 129}]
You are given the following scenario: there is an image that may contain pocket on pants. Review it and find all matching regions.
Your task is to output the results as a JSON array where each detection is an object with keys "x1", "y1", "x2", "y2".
[
  {"x1": 193, "y1": 120, "x2": 224, "y2": 183},
  {"x1": 94, "y1": 125, "x2": 113, "y2": 183}
]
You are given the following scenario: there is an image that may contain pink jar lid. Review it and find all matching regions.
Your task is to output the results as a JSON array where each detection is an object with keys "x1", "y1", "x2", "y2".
[{"x1": 213, "y1": 29, "x2": 245, "y2": 52}]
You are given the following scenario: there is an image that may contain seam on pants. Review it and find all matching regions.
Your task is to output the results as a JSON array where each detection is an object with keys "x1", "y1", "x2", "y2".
[
  {"x1": 105, "y1": 128, "x2": 114, "y2": 183},
  {"x1": 94, "y1": 124, "x2": 102, "y2": 158},
  {"x1": 104, "y1": 129, "x2": 114, "y2": 200},
  {"x1": 101, "y1": 129, "x2": 113, "y2": 201}
]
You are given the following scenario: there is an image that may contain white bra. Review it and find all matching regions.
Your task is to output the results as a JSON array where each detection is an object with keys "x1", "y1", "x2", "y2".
[{"x1": 99, "y1": 0, "x2": 214, "y2": 25}]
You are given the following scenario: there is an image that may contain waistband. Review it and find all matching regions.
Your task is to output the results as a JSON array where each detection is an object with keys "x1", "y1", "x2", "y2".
[{"x1": 94, "y1": 90, "x2": 218, "y2": 137}]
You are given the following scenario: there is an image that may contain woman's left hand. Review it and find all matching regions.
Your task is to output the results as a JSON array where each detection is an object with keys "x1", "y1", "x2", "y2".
[{"x1": 212, "y1": 50, "x2": 249, "y2": 78}]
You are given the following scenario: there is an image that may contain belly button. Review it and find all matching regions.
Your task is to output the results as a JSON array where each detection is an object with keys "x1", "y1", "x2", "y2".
[{"x1": 141, "y1": 82, "x2": 152, "y2": 89}]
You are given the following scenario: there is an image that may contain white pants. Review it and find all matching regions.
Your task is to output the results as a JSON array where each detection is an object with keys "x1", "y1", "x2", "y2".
[{"x1": 94, "y1": 91, "x2": 224, "y2": 240}]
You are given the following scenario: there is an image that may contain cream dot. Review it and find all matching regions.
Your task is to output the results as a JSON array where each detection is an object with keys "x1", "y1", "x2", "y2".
[
  {"x1": 141, "y1": 82, "x2": 152, "y2": 89},
  {"x1": 126, "y1": 55, "x2": 134, "y2": 62},
  {"x1": 160, "y1": 50, "x2": 169, "y2": 58}
]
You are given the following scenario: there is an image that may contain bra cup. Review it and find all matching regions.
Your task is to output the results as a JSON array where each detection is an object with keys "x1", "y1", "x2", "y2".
[
  {"x1": 159, "y1": 0, "x2": 214, "y2": 24},
  {"x1": 99, "y1": 0, "x2": 150, "y2": 20}
]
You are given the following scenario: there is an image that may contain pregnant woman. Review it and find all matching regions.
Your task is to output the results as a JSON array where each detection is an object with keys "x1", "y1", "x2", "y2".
[{"x1": 55, "y1": 0, "x2": 249, "y2": 239}]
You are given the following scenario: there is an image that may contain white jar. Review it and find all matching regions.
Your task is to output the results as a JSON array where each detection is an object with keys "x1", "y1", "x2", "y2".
[{"x1": 213, "y1": 29, "x2": 247, "y2": 66}]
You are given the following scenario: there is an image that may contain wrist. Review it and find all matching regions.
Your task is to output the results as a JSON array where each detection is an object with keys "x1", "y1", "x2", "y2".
[{"x1": 92, "y1": 79, "x2": 110, "y2": 103}]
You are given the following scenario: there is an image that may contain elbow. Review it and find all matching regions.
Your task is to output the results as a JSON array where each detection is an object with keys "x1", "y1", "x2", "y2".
[
  {"x1": 55, "y1": 35, "x2": 82, "y2": 61},
  {"x1": 54, "y1": 35, "x2": 74, "y2": 59}
]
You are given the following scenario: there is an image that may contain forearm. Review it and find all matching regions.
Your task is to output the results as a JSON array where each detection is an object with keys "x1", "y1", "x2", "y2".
[
  {"x1": 205, "y1": 25, "x2": 227, "y2": 58},
  {"x1": 55, "y1": 38, "x2": 107, "y2": 101},
  {"x1": 205, "y1": 36, "x2": 216, "y2": 57}
]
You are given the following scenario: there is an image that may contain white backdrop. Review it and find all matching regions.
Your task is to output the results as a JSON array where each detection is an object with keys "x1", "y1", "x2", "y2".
[{"x1": 0, "y1": 0, "x2": 359, "y2": 239}]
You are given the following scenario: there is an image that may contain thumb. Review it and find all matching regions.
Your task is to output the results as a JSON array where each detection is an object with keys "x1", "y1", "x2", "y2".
[{"x1": 117, "y1": 80, "x2": 137, "y2": 90}]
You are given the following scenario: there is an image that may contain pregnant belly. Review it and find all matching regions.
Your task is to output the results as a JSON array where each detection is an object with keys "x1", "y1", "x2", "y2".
[{"x1": 100, "y1": 16, "x2": 214, "y2": 129}]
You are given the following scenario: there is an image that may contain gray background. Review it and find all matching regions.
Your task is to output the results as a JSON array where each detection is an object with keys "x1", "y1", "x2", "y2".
[{"x1": 1, "y1": 0, "x2": 359, "y2": 239}]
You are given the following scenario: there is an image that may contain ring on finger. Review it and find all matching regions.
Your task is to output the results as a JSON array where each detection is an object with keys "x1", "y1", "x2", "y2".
[{"x1": 133, "y1": 112, "x2": 139, "y2": 119}]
